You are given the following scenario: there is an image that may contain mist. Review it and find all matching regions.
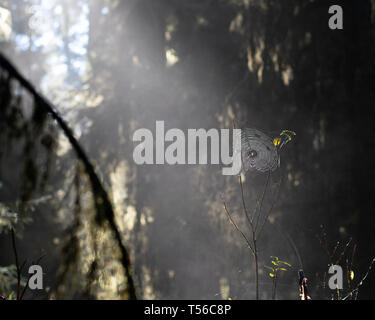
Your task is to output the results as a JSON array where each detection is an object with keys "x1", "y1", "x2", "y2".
[{"x1": 0, "y1": 0, "x2": 374, "y2": 300}]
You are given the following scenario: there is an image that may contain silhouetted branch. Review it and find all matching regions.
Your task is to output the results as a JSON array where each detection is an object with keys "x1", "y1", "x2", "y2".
[
  {"x1": 257, "y1": 175, "x2": 283, "y2": 241},
  {"x1": 254, "y1": 171, "x2": 271, "y2": 231},
  {"x1": 342, "y1": 258, "x2": 375, "y2": 300},
  {"x1": 222, "y1": 199, "x2": 254, "y2": 254},
  {"x1": 239, "y1": 175, "x2": 253, "y2": 230},
  {"x1": 0, "y1": 53, "x2": 136, "y2": 300},
  {"x1": 10, "y1": 228, "x2": 21, "y2": 300},
  {"x1": 10, "y1": 228, "x2": 46, "y2": 300},
  {"x1": 223, "y1": 169, "x2": 281, "y2": 300},
  {"x1": 19, "y1": 254, "x2": 45, "y2": 300}
]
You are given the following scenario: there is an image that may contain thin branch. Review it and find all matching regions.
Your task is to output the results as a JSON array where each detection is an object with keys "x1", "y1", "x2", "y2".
[
  {"x1": 342, "y1": 258, "x2": 375, "y2": 300},
  {"x1": 11, "y1": 228, "x2": 21, "y2": 300},
  {"x1": 10, "y1": 229, "x2": 47, "y2": 300},
  {"x1": 335, "y1": 238, "x2": 352, "y2": 265},
  {"x1": 347, "y1": 244, "x2": 357, "y2": 296},
  {"x1": 239, "y1": 175, "x2": 253, "y2": 230},
  {"x1": 257, "y1": 175, "x2": 283, "y2": 240},
  {"x1": 315, "y1": 232, "x2": 333, "y2": 263},
  {"x1": 222, "y1": 200, "x2": 255, "y2": 255},
  {"x1": 254, "y1": 170, "x2": 271, "y2": 232},
  {"x1": 20, "y1": 254, "x2": 45, "y2": 300},
  {"x1": 19, "y1": 260, "x2": 27, "y2": 274},
  {"x1": 350, "y1": 244, "x2": 357, "y2": 272}
]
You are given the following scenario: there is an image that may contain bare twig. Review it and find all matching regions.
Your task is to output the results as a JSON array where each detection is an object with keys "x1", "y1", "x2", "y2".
[
  {"x1": 222, "y1": 200, "x2": 254, "y2": 254},
  {"x1": 257, "y1": 175, "x2": 283, "y2": 241},
  {"x1": 346, "y1": 244, "x2": 357, "y2": 298},
  {"x1": 223, "y1": 171, "x2": 281, "y2": 300},
  {"x1": 254, "y1": 171, "x2": 271, "y2": 231},
  {"x1": 238, "y1": 176, "x2": 259, "y2": 299},
  {"x1": 11, "y1": 228, "x2": 21, "y2": 300},
  {"x1": 224, "y1": 120, "x2": 284, "y2": 300},
  {"x1": 239, "y1": 175, "x2": 253, "y2": 230},
  {"x1": 342, "y1": 258, "x2": 375, "y2": 300},
  {"x1": 335, "y1": 238, "x2": 352, "y2": 265},
  {"x1": 9, "y1": 228, "x2": 46, "y2": 300},
  {"x1": 19, "y1": 254, "x2": 45, "y2": 300}
]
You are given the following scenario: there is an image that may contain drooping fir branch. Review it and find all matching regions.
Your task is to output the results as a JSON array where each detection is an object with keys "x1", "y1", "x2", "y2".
[{"x1": 0, "y1": 53, "x2": 137, "y2": 300}]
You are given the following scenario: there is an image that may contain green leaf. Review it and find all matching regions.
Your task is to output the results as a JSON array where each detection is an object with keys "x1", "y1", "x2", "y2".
[{"x1": 8, "y1": 291, "x2": 16, "y2": 300}]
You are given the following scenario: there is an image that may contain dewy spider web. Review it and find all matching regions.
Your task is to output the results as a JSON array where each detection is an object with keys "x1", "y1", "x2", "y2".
[{"x1": 240, "y1": 128, "x2": 280, "y2": 173}]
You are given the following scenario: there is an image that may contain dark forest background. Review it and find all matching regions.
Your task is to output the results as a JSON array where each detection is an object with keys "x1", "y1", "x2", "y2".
[{"x1": 0, "y1": 0, "x2": 375, "y2": 300}]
